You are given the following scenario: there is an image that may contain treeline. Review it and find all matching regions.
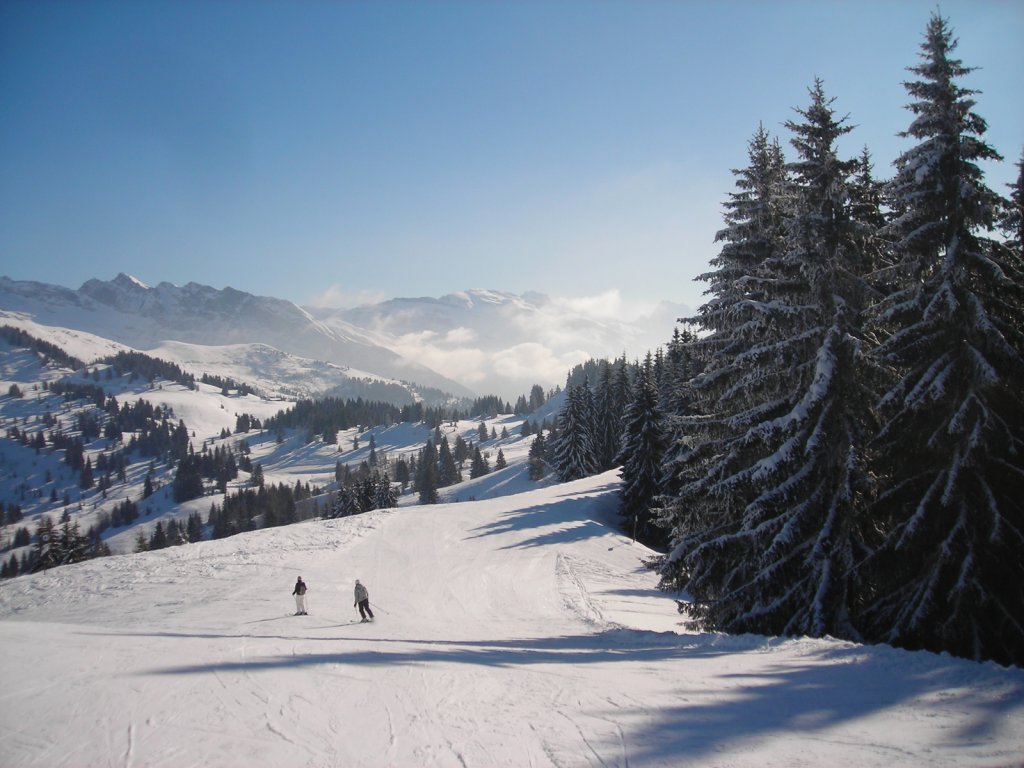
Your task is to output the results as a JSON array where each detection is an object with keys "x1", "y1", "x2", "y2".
[
  {"x1": 261, "y1": 386, "x2": 549, "y2": 446},
  {"x1": 0, "y1": 325, "x2": 86, "y2": 371},
  {"x1": 263, "y1": 397, "x2": 405, "y2": 442},
  {"x1": 133, "y1": 512, "x2": 205, "y2": 552},
  {"x1": 170, "y1": 443, "x2": 245, "y2": 503},
  {"x1": 549, "y1": 13, "x2": 1024, "y2": 667},
  {"x1": 201, "y1": 373, "x2": 257, "y2": 397},
  {"x1": 206, "y1": 481, "x2": 319, "y2": 540},
  {"x1": 1, "y1": 513, "x2": 109, "y2": 577},
  {"x1": 100, "y1": 350, "x2": 196, "y2": 389}
]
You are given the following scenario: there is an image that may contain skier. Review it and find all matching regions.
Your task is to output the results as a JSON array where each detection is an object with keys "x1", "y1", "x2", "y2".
[
  {"x1": 292, "y1": 576, "x2": 308, "y2": 615},
  {"x1": 354, "y1": 579, "x2": 374, "y2": 622}
]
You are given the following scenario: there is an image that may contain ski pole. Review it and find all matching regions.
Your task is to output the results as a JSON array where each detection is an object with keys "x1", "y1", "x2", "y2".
[{"x1": 370, "y1": 601, "x2": 388, "y2": 615}]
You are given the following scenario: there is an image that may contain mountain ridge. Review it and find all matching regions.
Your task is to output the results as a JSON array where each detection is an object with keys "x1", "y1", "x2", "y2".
[
  {"x1": 2, "y1": 274, "x2": 688, "y2": 401},
  {"x1": 1, "y1": 274, "x2": 473, "y2": 400}
]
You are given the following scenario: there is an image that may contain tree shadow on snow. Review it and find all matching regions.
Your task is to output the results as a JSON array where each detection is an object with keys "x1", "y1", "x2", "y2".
[
  {"x1": 139, "y1": 628, "x2": 1024, "y2": 760},
  {"x1": 465, "y1": 487, "x2": 622, "y2": 550}
]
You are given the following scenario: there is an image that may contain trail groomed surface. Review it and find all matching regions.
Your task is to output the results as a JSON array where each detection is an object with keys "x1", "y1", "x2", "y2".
[{"x1": 2, "y1": 472, "x2": 1022, "y2": 767}]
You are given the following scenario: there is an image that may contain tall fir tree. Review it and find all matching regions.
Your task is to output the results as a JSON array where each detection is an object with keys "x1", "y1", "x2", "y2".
[
  {"x1": 657, "y1": 124, "x2": 789, "y2": 614},
  {"x1": 469, "y1": 446, "x2": 490, "y2": 478},
  {"x1": 417, "y1": 439, "x2": 439, "y2": 505},
  {"x1": 661, "y1": 82, "x2": 880, "y2": 641},
  {"x1": 527, "y1": 433, "x2": 547, "y2": 480},
  {"x1": 722, "y1": 80, "x2": 878, "y2": 639},
  {"x1": 552, "y1": 384, "x2": 598, "y2": 481},
  {"x1": 616, "y1": 354, "x2": 667, "y2": 547},
  {"x1": 437, "y1": 437, "x2": 461, "y2": 487},
  {"x1": 865, "y1": 13, "x2": 1024, "y2": 666},
  {"x1": 592, "y1": 360, "x2": 622, "y2": 471}
]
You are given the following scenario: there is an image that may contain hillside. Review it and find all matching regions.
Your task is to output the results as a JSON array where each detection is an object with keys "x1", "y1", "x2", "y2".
[
  {"x1": 2, "y1": 473, "x2": 1022, "y2": 767},
  {"x1": 2, "y1": 285, "x2": 1023, "y2": 767},
  {"x1": 0, "y1": 274, "x2": 473, "y2": 400}
]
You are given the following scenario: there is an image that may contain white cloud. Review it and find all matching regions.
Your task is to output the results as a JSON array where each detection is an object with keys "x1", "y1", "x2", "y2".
[
  {"x1": 552, "y1": 290, "x2": 623, "y2": 320},
  {"x1": 491, "y1": 343, "x2": 589, "y2": 383},
  {"x1": 390, "y1": 335, "x2": 487, "y2": 386},
  {"x1": 305, "y1": 284, "x2": 386, "y2": 309},
  {"x1": 444, "y1": 327, "x2": 477, "y2": 345},
  {"x1": 394, "y1": 330, "x2": 439, "y2": 345}
]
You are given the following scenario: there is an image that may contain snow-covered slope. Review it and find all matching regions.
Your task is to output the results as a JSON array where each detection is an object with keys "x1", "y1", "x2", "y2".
[
  {"x1": 0, "y1": 274, "x2": 472, "y2": 398},
  {"x1": 1, "y1": 472, "x2": 1022, "y2": 767}
]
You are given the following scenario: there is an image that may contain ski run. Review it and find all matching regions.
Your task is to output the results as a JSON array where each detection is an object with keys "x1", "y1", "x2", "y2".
[{"x1": 2, "y1": 470, "x2": 1023, "y2": 767}]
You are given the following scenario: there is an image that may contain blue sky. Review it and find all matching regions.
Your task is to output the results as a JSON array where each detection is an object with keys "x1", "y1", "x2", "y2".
[{"x1": 2, "y1": 0, "x2": 1022, "y2": 320}]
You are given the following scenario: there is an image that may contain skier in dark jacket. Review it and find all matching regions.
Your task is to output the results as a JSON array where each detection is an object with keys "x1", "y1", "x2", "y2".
[
  {"x1": 354, "y1": 579, "x2": 374, "y2": 622},
  {"x1": 292, "y1": 576, "x2": 308, "y2": 615}
]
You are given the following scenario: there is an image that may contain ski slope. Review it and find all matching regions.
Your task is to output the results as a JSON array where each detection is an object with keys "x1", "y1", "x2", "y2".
[{"x1": 2, "y1": 472, "x2": 1023, "y2": 767}]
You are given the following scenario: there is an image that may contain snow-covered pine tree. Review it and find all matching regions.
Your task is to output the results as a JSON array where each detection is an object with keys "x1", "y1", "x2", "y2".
[
  {"x1": 721, "y1": 80, "x2": 879, "y2": 639},
  {"x1": 552, "y1": 384, "x2": 598, "y2": 481},
  {"x1": 657, "y1": 124, "x2": 789, "y2": 615},
  {"x1": 592, "y1": 360, "x2": 622, "y2": 471},
  {"x1": 661, "y1": 82, "x2": 880, "y2": 642},
  {"x1": 373, "y1": 472, "x2": 397, "y2": 509},
  {"x1": 848, "y1": 147, "x2": 890, "y2": 287},
  {"x1": 616, "y1": 353, "x2": 667, "y2": 547},
  {"x1": 335, "y1": 485, "x2": 363, "y2": 517},
  {"x1": 527, "y1": 433, "x2": 547, "y2": 480},
  {"x1": 864, "y1": 13, "x2": 1024, "y2": 666}
]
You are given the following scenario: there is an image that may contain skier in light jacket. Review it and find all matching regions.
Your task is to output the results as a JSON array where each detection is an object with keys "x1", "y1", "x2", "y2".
[
  {"x1": 354, "y1": 579, "x2": 374, "y2": 622},
  {"x1": 292, "y1": 576, "x2": 308, "y2": 615}
]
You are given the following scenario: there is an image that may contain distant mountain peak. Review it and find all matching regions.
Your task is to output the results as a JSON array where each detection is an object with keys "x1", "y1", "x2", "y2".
[
  {"x1": 2, "y1": 275, "x2": 474, "y2": 398},
  {"x1": 117, "y1": 272, "x2": 150, "y2": 290}
]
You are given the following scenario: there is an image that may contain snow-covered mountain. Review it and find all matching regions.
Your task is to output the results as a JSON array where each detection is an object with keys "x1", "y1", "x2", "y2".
[
  {"x1": 312, "y1": 289, "x2": 687, "y2": 399},
  {"x1": 2, "y1": 283, "x2": 1023, "y2": 766},
  {"x1": 0, "y1": 274, "x2": 473, "y2": 400},
  {"x1": 2, "y1": 275, "x2": 688, "y2": 402}
]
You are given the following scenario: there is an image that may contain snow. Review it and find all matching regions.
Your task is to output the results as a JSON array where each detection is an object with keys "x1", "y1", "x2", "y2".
[
  {"x1": 2, "y1": 471, "x2": 1023, "y2": 767},
  {"x1": 3, "y1": 313, "x2": 1024, "y2": 767}
]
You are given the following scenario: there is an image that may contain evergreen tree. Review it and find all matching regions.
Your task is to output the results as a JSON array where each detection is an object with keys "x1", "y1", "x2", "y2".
[
  {"x1": 592, "y1": 361, "x2": 622, "y2": 471},
  {"x1": 149, "y1": 522, "x2": 168, "y2": 550},
  {"x1": 79, "y1": 457, "x2": 94, "y2": 490},
  {"x1": 437, "y1": 437, "x2": 461, "y2": 487},
  {"x1": 186, "y1": 511, "x2": 204, "y2": 542},
  {"x1": 616, "y1": 355, "x2": 667, "y2": 547},
  {"x1": 470, "y1": 446, "x2": 490, "y2": 479},
  {"x1": 720, "y1": 80, "x2": 878, "y2": 639},
  {"x1": 495, "y1": 448, "x2": 507, "y2": 470},
  {"x1": 551, "y1": 385, "x2": 598, "y2": 481},
  {"x1": 661, "y1": 83, "x2": 879, "y2": 642},
  {"x1": 1001, "y1": 150, "x2": 1023, "y2": 253},
  {"x1": 417, "y1": 440, "x2": 439, "y2": 504},
  {"x1": 373, "y1": 472, "x2": 397, "y2": 509},
  {"x1": 658, "y1": 124, "x2": 789, "y2": 612},
  {"x1": 172, "y1": 454, "x2": 205, "y2": 503},
  {"x1": 395, "y1": 457, "x2": 410, "y2": 491},
  {"x1": 865, "y1": 13, "x2": 1024, "y2": 666},
  {"x1": 528, "y1": 384, "x2": 546, "y2": 412},
  {"x1": 527, "y1": 433, "x2": 547, "y2": 481}
]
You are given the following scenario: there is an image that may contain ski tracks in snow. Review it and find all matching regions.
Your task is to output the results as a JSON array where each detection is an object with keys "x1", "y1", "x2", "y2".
[{"x1": 556, "y1": 552, "x2": 608, "y2": 627}]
